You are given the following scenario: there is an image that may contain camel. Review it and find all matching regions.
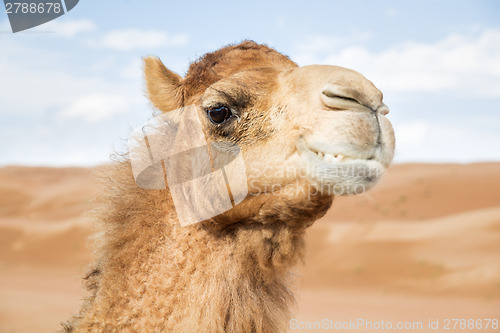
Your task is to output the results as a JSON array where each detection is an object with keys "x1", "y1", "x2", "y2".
[{"x1": 63, "y1": 41, "x2": 395, "y2": 332}]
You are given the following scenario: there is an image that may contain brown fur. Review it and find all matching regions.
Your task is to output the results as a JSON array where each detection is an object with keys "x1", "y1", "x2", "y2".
[
  {"x1": 64, "y1": 41, "x2": 394, "y2": 332},
  {"x1": 64, "y1": 161, "x2": 332, "y2": 332}
]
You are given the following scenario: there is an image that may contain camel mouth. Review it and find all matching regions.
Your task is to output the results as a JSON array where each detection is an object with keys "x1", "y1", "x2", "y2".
[
  {"x1": 296, "y1": 139, "x2": 386, "y2": 196},
  {"x1": 307, "y1": 146, "x2": 374, "y2": 164},
  {"x1": 297, "y1": 138, "x2": 377, "y2": 164}
]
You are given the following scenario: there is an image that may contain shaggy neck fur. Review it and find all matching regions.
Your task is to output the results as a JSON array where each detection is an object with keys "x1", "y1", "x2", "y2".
[{"x1": 64, "y1": 162, "x2": 332, "y2": 332}]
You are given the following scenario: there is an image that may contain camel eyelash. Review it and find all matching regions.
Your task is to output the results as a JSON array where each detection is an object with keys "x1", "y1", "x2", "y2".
[{"x1": 210, "y1": 86, "x2": 254, "y2": 110}]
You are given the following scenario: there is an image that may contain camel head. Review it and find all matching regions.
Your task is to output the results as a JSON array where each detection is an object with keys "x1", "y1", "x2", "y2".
[{"x1": 142, "y1": 41, "x2": 395, "y2": 228}]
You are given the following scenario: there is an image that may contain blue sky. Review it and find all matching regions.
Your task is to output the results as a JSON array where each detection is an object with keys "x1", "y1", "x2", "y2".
[{"x1": 1, "y1": 0, "x2": 499, "y2": 166}]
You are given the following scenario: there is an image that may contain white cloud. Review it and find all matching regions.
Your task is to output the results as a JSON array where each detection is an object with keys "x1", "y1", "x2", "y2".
[
  {"x1": 1, "y1": 18, "x2": 95, "y2": 36},
  {"x1": 0, "y1": 36, "x2": 148, "y2": 165},
  {"x1": 395, "y1": 121, "x2": 430, "y2": 146},
  {"x1": 42, "y1": 19, "x2": 96, "y2": 37},
  {"x1": 0, "y1": 55, "x2": 137, "y2": 118},
  {"x1": 59, "y1": 94, "x2": 132, "y2": 123},
  {"x1": 393, "y1": 119, "x2": 500, "y2": 163},
  {"x1": 294, "y1": 29, "x2": 500, "y2": 97},
  {"x1": 0, "y1": 36, "x2": 148, "y2": 120},
  {"x1": 101, "y1": 29, "x2": 188, "y2": 51},
  {"x1": 294, "y1": 33, "x2": 372, "y2": 63}
]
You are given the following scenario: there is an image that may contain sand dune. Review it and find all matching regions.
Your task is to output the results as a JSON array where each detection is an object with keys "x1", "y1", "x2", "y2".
[
  {"x1": 304, "y1": 206, "x2": 500, "y2": 296},
  {"x1": 0, "y1": 163, "x2": 499, "y2": 332},
  {"x1": 324, "y1": 163, "x2": 500, "y2": 222}
]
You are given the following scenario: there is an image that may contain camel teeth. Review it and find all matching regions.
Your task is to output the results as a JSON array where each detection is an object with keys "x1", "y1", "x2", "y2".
[
  {"x1": 334, "y1": 154, "x2": 344, "y2": 161},
  {"x1": 314, "y1": 150, "x2": 345, "y2": 163}
]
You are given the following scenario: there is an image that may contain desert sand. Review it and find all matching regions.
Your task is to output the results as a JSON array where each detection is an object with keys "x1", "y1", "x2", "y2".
[{"x1": 0, "y1": 163, "x2": 499, "y2": 332}]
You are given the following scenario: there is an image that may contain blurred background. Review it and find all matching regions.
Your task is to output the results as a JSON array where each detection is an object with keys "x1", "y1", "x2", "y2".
[{"x1": 1, "y1": 1, "x2": 499, "y2": 332}]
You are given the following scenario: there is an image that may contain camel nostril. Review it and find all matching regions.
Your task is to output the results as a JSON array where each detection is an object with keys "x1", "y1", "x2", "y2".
[
  {"x1": 321, "y1": 84, "x2": 359, "y2": 104},
  {"x1": 321, "y1": 83, "x2": 377, "y2": 113},
  {"x1": 320, "y1": 84, "x2": 388, "y2": 115},
  {"x1": 320, "y1": 84, "x2": 362, "y2": 110}
]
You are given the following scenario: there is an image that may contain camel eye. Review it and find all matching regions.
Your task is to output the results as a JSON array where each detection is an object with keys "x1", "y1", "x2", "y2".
[{"x1": 207, "y1": 106, "x2": 232, "y2": 124}]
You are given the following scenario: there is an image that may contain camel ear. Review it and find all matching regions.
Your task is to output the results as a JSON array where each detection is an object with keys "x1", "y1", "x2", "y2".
[{"x1": 143, "y1": 56, "x2": 184, "y2": 112}]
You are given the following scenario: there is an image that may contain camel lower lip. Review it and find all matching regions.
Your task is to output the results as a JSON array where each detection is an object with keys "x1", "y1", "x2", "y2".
[
  {"x1": 304, "y1": 158, "x2": 385, "y2": 195},
  {"x1": 296, "y1": 140, "x2": 385, "y2": 195}
]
